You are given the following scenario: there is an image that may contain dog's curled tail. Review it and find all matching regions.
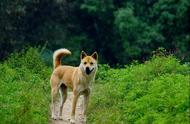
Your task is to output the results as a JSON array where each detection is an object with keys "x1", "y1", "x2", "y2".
[{"x1": 53, "y1": 48, "x2": 71, "y2": 69}]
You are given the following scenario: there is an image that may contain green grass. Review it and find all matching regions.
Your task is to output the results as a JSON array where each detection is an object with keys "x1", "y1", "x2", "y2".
[
  {"x1": 0, "y1": 48, "x2": 189, "y2": 124},
  {"x1": 88, "y1": 55, "x2": 190, "y2": 124},
  {"x1": 0, "y1": 48, "x2": 51, "y2": 124}
]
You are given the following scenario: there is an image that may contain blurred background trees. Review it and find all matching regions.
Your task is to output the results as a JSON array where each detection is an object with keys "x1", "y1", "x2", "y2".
[{"x1": 0, "y1": 0, "x2": 189, "y2": 65}]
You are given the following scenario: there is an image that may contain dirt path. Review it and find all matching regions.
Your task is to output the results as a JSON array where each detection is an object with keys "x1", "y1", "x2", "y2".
[{"x1": 50, "y1": 92, "x2": 85, "y2": 124}]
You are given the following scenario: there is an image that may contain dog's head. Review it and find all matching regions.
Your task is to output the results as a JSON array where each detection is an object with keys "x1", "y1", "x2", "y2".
[{"x1": 80, "y1": 51, "x2": 98, "y2": 75}]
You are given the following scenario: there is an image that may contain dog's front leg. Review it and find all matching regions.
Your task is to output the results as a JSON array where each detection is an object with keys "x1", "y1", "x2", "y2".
[
  {"x1": 83, "y1": 89, "x2": 90, "y2": 123},
  {"x1": 70, "y1": 91, "x2": 79, "y2": 124}
]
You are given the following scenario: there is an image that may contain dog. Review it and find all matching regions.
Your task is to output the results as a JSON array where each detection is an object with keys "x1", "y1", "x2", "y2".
[{"x1": 50, "y1": 48, "x2": 98, "y2": 123}]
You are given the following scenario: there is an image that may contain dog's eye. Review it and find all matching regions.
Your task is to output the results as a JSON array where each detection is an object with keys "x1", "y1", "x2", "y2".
[
  {"x1": 84, "y1": 62, "x2": 87, "y2": 65},
  {"x1": 90, "y1": 62, "x2": 93, "y2": 65}
]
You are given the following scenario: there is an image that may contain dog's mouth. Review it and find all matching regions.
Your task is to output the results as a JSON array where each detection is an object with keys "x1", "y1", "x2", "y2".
[{"x1": 86, "y1": 68, "x2": 94, "y2": 75}]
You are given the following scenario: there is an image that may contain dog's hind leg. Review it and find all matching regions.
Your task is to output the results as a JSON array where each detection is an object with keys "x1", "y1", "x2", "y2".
[
  {"x1": 50, "y1": 75, "x2": 60, "y2": 120},
  {"x1": 70, "y1": 90, "x2": 79, "y2": 124},
  {"x1": 58, "y1": 83, "x2": 67, "y2": 119}
]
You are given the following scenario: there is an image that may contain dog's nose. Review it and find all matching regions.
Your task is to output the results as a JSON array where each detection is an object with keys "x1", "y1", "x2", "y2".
[
  {"x1": 86, "y1": 67, "x2": 91, "y2": 75},
  {"x1": 86, "y1": 67, "x2": 90, "y2": 71}
]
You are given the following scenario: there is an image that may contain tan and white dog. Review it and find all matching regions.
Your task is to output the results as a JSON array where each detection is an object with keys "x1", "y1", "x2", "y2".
[{"x1": 50, "y1": 48, "x2": 98, "y2": 123}]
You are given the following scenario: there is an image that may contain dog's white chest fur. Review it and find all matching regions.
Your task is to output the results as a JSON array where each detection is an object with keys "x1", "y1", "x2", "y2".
[{"x1": 77, "y1": 76, "x2": 93, "y2": 93}]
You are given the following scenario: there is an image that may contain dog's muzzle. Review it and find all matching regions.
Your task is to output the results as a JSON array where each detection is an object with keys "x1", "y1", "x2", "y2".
[{"x1": 86, "y1": 67, "x2": 94, "y2": 75}]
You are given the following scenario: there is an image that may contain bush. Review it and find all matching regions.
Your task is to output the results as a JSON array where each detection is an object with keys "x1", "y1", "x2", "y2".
[
  {"x1": 0, "y1": 48, "x2": 51, "y2": 124},
  {"x1": 88, "y1": 55, "x2": 190, "y2": 124}
]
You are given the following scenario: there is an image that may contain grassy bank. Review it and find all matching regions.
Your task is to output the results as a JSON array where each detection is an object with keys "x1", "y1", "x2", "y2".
[
  {"x1": 0, "y1": 48, "x2": 51, "y2": 124},
  {"x1": 88, "y1": 55, "x2": 190, "y2": 124}
]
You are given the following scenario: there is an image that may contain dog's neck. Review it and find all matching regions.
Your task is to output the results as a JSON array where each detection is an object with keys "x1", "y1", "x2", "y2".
[{"x1": 79, "y1": 67, "x2": 96, "y2": 81}]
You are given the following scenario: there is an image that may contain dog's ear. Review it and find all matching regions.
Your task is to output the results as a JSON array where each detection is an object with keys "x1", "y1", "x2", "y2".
[
  {"x1": 81, "y1": 51, "x2": 87, "y2": 59},
  {"x1": 91, "y1": 52, "x2": 98, "y2": 60}
]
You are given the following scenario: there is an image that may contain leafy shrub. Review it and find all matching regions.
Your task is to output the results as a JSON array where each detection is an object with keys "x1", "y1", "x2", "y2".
[
  {"x1": 0, "y1": 48, "x2": 51, "y2": 124},
  {"x1": 88, "y1": 55, "x2": 190, "y2": 124}
]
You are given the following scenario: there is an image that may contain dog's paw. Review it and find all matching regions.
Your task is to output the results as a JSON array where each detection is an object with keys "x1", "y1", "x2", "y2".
[
  {"x1": 51, "y1": 114, "x2": 58, "y2": 120},
  {"x1": 80, "y1": 116, "x2": 87, "y2": 123},
  {"x1": 70, "y1": 119, "x2": 75, "y2": 124},
  {"x1": 58, "y1": 116, "x2": 63, "y2": 120}
]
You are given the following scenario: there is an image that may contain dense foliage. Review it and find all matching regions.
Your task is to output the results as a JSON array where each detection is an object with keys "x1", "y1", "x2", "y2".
[
  {"x1": 0, "y1": 0, "x2": 190, "y2": 65},
  {"x1": 0, "y1": 48, "x2": 51, "y2": 124},
  {"x1": 0, "y1": 48, "x2": 189, "y2": 123},
  {"x1": 88, "y1": 55, "x2": 190, "y2": 123}
]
